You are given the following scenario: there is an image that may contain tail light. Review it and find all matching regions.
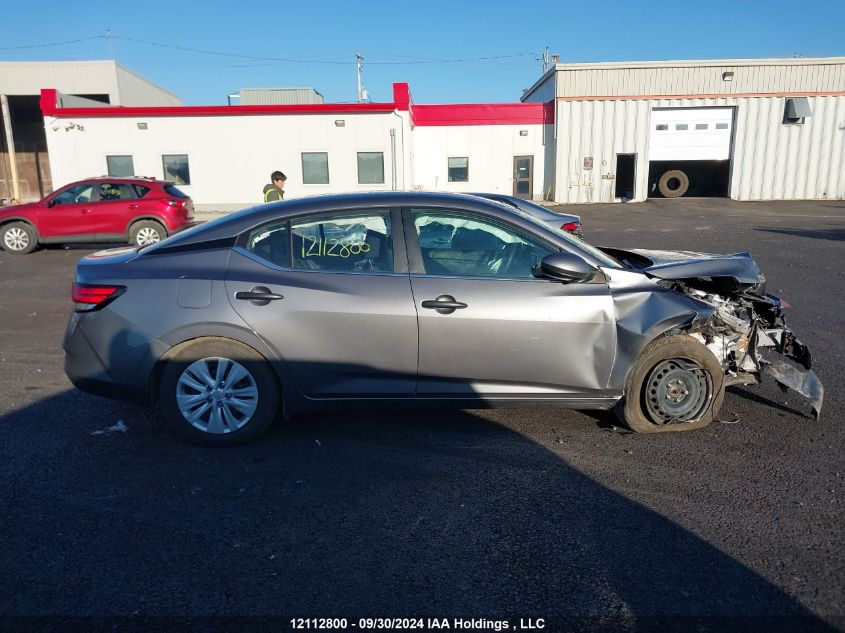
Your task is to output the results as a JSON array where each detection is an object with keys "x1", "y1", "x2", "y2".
[
  {"x1": 166, "y1": 199, "x2": 185, "y2": 207},
  {"x1": 562, "y1": 221, "x2": 582, "y2": 232},
  {"x1": 72, "y1": 283, "x2": 126, "y2": 312}
]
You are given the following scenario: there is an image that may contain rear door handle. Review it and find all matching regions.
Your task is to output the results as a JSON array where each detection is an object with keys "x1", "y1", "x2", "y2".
[
  {"x1": 235, "y1": 286, "x2": 284, "y2": 306},
  {"x1": 127, "y1": 204, "x2": 139, "y2": 209},
  {"x1": 421, "y1": 294, "x2": 468, "y2": 314},
  {"x1": 81, "y1": 208, "x2": 93, "y2": 214}
]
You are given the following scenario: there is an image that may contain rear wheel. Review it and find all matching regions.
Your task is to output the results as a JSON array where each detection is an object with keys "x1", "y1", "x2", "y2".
[
  {"x1": 159, "y1": 338, "x2": 280, "y2": 445},
  {"x1": 658, "y1": 169, "x2": 690, "y2": 198},
  {"x1": 616, "y1": 334, "x2": 724, "y2": 433},
  {"x1": 1, "y1": 222, "x2": 38, "y2": 254},
  {"x1": 129, "y1": 220, "x2": 166, "y2": 247}
]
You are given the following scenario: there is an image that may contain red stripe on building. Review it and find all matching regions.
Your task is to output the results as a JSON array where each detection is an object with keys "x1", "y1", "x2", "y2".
[
  {"x1": 40, "y1": 84, "x2": 555, "y2": 126},
  {"x1": 412, "y1": 102, "x2": 552, "y2": 126},
  {"x1": 39, "y1": 88, "x2": 396, "y2": 118}
]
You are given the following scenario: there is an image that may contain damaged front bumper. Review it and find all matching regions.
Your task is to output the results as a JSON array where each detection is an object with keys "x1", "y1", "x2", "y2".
[
  {"x1": 753, "y1": 327, "x2": 824, "y2": 419},
  {"x1": 683, "y1": 288, "x2": 824, "y2": 420}
]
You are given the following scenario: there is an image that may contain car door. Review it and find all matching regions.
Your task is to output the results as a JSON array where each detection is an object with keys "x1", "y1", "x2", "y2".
[
  {"x1": 36, "y1": 183, "x2": 97, "y2": 239},
  {"x1": 404, "y1": 207, "x2": 617, "y2": 399},
  {"x1": 90, "y1": 182, "x2": 144, "y2": 239},
  {"x1": 225, "y1": 207, "x2": 419, "y2": 398}
]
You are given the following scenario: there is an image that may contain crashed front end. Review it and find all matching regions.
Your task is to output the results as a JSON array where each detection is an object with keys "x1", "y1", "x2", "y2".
[{"x1": 631, "y1": 249, "x2": 824, "y2": 419}]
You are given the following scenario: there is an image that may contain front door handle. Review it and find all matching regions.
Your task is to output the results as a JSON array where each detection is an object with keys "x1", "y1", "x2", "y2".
[
  {"x1": 235, "y1": 286, "x2": 284, "y2": 306},
  {"x1": 421, "y1": 294, "x2": 468, "y2": 314},
  {"x1": 81, "y1": 208, "x2": 93, "y2": 214}
]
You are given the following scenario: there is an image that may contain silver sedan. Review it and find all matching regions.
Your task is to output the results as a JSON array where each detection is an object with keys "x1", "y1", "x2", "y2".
[{"x1": 64, "y1": 192, "x2": 822, "y2": 445}]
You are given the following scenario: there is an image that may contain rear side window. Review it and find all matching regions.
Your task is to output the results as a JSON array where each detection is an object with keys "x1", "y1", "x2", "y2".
[
  {"x1": 246, "y1": 221, "x2": 290, "y2": 268},
  {"x1": 163, "y1": 184, "x2": 189, "y2": 198},
  {"x1": 292, "y1": 212, "x2": 392, "y2": 273},
  {"x1": 96, "y1": 183, "x2": 147, "y2": 200}
]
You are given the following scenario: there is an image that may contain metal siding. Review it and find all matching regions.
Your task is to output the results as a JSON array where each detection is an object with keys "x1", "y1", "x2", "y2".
[
  {"x1": 554, "y1": 59, "x2": 845, "y2": 98},
  {"x1": 240, "y1": 88, "x2": 324, "y2": 105},
  {"x1": 731, "y1": 95, "x2": 845, "y2": 200}
]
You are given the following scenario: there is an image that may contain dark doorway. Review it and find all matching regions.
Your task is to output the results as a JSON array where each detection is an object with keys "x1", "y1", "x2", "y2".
[
  {"x1": 513, "y1": 155, "x2": 533, "y2": 199},
  {"x1": 647, "y1": 160, "x2": 730, "y2": 198},
  {"x1": 615, "y1": 154, "x2": 636, "y2": 201}
]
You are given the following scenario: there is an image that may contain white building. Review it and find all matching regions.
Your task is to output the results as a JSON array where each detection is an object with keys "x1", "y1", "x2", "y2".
[
  {"x1": 1, "y1": 60, "x2": 180, "y2": 203},
  {"x1": 41, "y1": 83, "x2": 549, "y2": 210},
  {"x1": 521, "y1": 57, "x2": 845, "y2": 203},
  {"x1": 35, "y1": 56, "x2": 845, "y2": 208}
]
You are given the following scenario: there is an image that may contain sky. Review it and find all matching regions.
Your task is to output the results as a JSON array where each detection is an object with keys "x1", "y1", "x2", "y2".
[{"x1": 2, "y1": 0, "x2": 844, "y2": 106}]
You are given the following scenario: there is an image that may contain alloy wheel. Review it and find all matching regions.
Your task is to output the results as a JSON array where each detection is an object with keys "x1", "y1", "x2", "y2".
[
  {"x1": 135, "y1": 227, "x2": 162, "y2": 246},
  {"x1": 3, "y1": 227, "x2": 29, "y2": 251}
]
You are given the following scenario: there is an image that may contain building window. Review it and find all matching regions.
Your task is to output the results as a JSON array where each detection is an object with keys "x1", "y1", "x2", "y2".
[
  {"x1": 448, "y1": 157, "x2": 469, "y2": 182},
  {"x1": 302, "y1": 152, "x2": 330, "y2": 184},
  {"x1": 695, "y1": 123, "x2": 708, "y2": 130},
  {"x1": 357, "y1": 152, "x2": 385, "y2": 185},
  {"x1": 106, "y1": 155, "x2": 134, "y2": 177},
  {"x1": 675, "y1": 123, "x2": 688, "y2": 130},
  {"x1": 655, "y1": 124, "x2": 669, "y2": 131},
  {"x1": 162, "y1": 154, "x2": 191, "y2": 185},
  {"x1": 715, "y1": 123, "x2": 729, "y2": 130}
]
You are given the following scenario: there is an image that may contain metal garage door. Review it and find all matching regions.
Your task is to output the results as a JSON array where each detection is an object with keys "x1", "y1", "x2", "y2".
[{"x1": 649, "y1": 108, "x2": 734, "y2": 161}]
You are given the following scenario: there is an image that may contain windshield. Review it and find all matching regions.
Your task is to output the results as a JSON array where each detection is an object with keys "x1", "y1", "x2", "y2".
[{"x1": 501, "y1": 204, "x2": 620, "y2": 268}]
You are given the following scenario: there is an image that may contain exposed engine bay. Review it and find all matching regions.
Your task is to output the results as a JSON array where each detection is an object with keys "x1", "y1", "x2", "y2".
[{"x1": 604, "y1": 247, "x2": 824, "y2": 419}]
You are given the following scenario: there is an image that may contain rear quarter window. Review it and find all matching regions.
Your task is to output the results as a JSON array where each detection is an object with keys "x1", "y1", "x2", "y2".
[{"x1": 163, "y1": 184, "x2": 189, "y2": 199}]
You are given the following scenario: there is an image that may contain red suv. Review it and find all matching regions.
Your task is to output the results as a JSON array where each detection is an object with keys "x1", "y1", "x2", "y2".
[{"x1": 0, "y1": 177, "x2": 195, "y2": 254}]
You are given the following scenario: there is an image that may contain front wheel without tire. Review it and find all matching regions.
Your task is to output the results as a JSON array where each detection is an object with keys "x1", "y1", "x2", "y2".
[
  {"x1": 1, "y1": 222, "x2": 38, "y2": 254},
  {"x1": 159, "y1": 338, "x2": 281, "y2": 445},
  {"x1": 616, "y1": 334, "x2": 725, "y2": 433}
]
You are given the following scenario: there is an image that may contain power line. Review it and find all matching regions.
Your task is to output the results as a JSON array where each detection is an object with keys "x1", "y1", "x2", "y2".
[
  {"x1": 0, "y1": 32, "x2": 537, "y2": 67},
  {"x1": 0, "y1": 35, "x2": 105, "y2": 50}
]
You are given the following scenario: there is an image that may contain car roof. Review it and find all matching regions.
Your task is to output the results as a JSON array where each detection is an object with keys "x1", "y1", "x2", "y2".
[{"x1": 146, "y1": 191, "x2": 540, "y2": 250}]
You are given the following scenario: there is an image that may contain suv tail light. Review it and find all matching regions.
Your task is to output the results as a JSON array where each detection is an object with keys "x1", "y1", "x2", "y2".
[
  {"x1": 166, "y1": 199, "x2": 185, "y2": 207},
  {"x1": 562, "y1": 221, "x2": 582, "y2": 232},
  {"x1": 72, "y1": 283, "x2": 126, "y2": 312}
]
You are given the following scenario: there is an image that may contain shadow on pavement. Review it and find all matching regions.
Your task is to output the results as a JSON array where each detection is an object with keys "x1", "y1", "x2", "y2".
[
  {"x1": 755, "y1": 227, "x2": 845, "y2": 242},
  {"x1": 0, "y1": 389, "x2": 836, "y2": 631}
]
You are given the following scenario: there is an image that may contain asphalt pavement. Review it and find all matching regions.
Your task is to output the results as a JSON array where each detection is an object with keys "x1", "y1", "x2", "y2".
[{"x1": 0, "y1": 197, "x2": 842, "y2": 632}]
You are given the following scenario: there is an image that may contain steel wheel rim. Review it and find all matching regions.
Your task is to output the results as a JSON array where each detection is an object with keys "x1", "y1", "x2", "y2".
[
  {"x1": 4, "y1": 227, "x2": 29, "y2": 251},
  {"x1": 135, "y1": 227, "x2": 161, "y2": 245},
  {"x1": 176, "y1": 357, "x2": 259, "y2": 434},
  {"x1": 644, "y1": 358, "x2": 712, "y2": 424}
]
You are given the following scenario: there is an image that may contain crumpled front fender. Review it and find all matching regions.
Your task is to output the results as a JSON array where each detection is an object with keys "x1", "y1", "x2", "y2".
[{"x1": 604, "y1": 269, "x2": 716, "y2": 391}]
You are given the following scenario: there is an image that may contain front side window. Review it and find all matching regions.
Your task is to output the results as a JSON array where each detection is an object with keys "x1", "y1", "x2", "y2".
[
  {"x1": 448, "y1": 157, "x2": 469, "y2": 182},
  {"x1": 162, "y1": 154, "x2": 191, "y2": 185},
  {"x1": 357, "y1": 152, "x2": 385, "y2": 184},
  {"x1": 292, "y1": 212, "x2": 392, "y2": 273},
  {"x1": 412, "y1": 210, "x2": 554, "y2": 278},
  {"x1": 52, "y1": 184, "x2": 94, "y2": 205},
  {"x1": 246, "y1": 221, "x2": 290, "y2": 268},
  {"x1": 106, "y1": 155, "x2": 134, "y2": 177},
  {"x1": 302, "y1": 152, "x2": 330, "y2": 184}
]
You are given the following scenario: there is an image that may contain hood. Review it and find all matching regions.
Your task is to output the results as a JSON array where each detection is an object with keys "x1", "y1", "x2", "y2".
[
  {"x1": 0, "y1": 201, "x2": 39, "y2": 216},
  {"x1": 601, "y1": 247, "x2": 764, "y2": 287}
]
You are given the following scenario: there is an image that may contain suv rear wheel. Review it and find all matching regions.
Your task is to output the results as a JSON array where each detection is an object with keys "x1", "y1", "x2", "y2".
[
  {"x1": 129, "y1": 220, "x2": 166, "y2": 247},
  {"x1": 1, "y1": 222, "x2": 38, "y2": 254}
]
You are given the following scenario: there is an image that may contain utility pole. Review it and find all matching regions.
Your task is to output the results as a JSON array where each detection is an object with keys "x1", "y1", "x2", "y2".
[{"x1": 356, "y1": 52, "x2": 364, "y2": 103}]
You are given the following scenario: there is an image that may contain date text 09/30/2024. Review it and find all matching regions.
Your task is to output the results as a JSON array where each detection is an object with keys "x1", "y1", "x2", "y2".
[{"x1": 290, "y1": 617, "x2": 546, "y2": 630}]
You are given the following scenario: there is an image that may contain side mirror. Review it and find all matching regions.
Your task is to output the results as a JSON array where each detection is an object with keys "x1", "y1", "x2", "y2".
[
  {"x1": 47, "y1": 199, "x2": 56, "y2": 208},
  {"x1": 539, "y1": 252, "x2": 597, "y2": 283}
]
